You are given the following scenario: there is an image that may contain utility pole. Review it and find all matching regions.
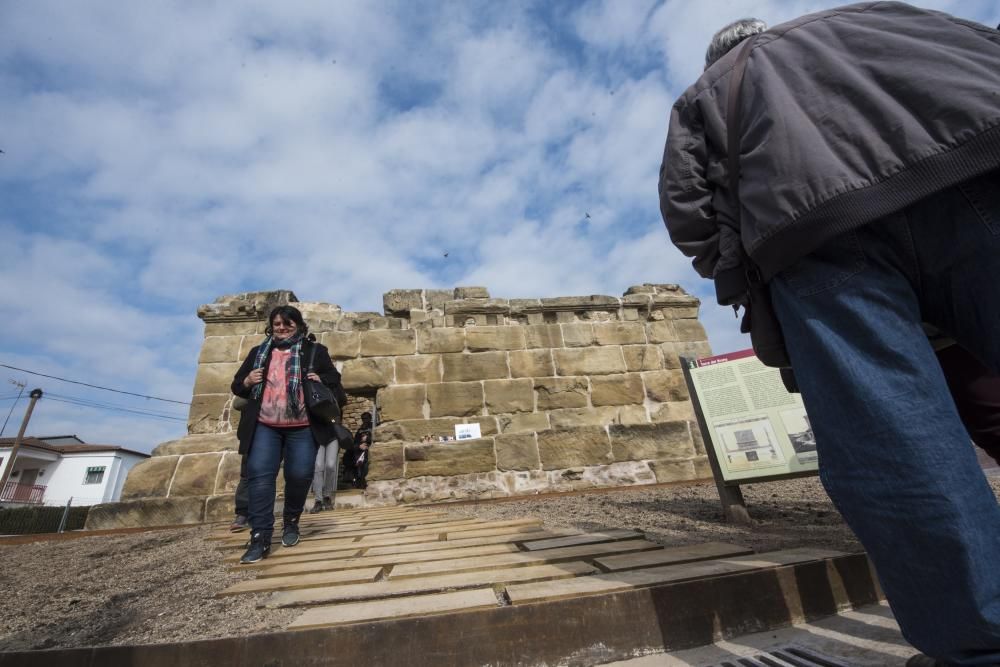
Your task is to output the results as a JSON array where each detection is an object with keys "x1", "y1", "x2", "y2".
[
  {"x1": 0, "y1": 379, "x2": 26, "y2": 437},
  {"x1": 0, "y1": 388, "x2": 43, "y2": 497}
]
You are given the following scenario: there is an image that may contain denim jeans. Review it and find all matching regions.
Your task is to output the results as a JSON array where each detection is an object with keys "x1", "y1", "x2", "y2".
[
  {"x1": 770, "y1": 169, "x2": 1000, "y2": 664},
  {"x1": 245, "y1": 423, "x2": 316, "y2": 538},
  {"x1": 312, "y1": 441, "x2": 339, "y2": 502}
]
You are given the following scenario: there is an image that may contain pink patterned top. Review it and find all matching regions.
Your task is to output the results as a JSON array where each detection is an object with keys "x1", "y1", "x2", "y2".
[{"x1": 258, "y1": 348, "x2": 309, "y2": 427}]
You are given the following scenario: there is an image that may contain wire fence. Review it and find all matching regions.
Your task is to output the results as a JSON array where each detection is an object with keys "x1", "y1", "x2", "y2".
[{"x1": 0, "y1": 505, "x2": 90, "y2": 535}]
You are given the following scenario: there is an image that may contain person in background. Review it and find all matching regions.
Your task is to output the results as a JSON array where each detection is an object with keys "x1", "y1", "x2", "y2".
[
  {"x1": 658, "y1": 6, "x2": 1000, "y2": 665},
  {"x1": 344, "y1": 411, "x2": 373, "y2": 489},
  {"x1": 231, "y1": 305, "x2": 341, "y2": 564},
  {"x1": 310, "y1": 422, "x2": 354, "y2": 513}
]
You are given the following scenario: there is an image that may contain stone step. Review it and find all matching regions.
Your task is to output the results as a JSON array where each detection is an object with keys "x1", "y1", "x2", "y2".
[
  {"x1": 288, "y1": 589, "x2": 501, "y2": 630},
  {"x1": 505, "y1": 548, "x2": 846, "y2": 605},
  {"x1": 266, "y1": 561, "x2": 600, "y2": 608},
  {"x1": 388, "y1": 538, "x2": 662, "y2": 579}
]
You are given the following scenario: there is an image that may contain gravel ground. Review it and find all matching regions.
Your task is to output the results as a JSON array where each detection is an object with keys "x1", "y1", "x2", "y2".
[{"x1": 2, "y1": 475, "x2": 998, "y2": 652}]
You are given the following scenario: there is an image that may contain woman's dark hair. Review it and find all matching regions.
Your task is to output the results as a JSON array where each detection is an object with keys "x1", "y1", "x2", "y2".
[{"x1": 265, "y1": 305, "x2": 308, "y2": 337}]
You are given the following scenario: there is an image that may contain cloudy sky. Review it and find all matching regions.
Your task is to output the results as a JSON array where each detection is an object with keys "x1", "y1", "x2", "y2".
[{"x1": 1, "y1": 0, "x2": 997, "y2": 452}]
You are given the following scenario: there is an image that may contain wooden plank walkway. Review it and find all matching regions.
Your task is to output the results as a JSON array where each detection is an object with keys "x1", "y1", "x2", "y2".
[{"x1": 210, "y1": 506, "x2": 844, "y2": 629}]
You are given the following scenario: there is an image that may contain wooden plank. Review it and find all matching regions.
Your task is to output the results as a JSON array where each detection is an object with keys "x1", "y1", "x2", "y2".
[
  {"x1": 594, "y1": 542, "x2": 754, "y2": 571},
  {"x1": 438, "y1": 525, "x2": 545, "y2": 541},
  {"x1": 255, "y1": 544, "x2": 521, "y2": 578},
  {"x1": 218, "y1": 566, "x2": 383, "y2": 596},
  {"x1": 288, "y1": 589, "x2": 500, "y2": 629},
  {"x1": 298, "y1": 526, "x2": 400, "y2": 541},
  {"x1": 521, "y1": 529, "x2": 643, "y2": 551},
  {"x1": 226, "y1": 548, "x2": 362, "y2": 568},
  {"x1": 362, "y1": 529, "x2": 580, "y2": 557},
  {"x1": 390, "y1": 539, "x2": 662, "y2": 579},
  {"x1": 505, "y1": 548, "x2": 847, "y2": 604},
  {"x1": 222, "y1": 540, "x2": 360, "y2": 563},
  {"x1": 267, "y1": 561, "x2": 599, "y2": 608}
]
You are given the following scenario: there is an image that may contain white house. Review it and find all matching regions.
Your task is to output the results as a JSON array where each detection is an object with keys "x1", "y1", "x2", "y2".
[{"x1": 0, "y1": 435, "x2": 149, "y2": 507}]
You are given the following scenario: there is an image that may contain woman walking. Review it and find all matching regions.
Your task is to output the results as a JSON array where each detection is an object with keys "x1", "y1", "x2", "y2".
[{"x1": 231, "y1": 305, "x2": 341, "y2": 564}]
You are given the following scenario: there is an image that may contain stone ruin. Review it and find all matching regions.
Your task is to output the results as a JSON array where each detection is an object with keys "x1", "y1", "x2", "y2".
[{"x1": 87, "y1": 284, "x2": 714, "y2": 529}]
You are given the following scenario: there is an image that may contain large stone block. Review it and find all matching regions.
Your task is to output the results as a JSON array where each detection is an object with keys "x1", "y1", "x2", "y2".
[
  {"x1": 645, "y1": 320, "x2": 678, "y2": 344},
  {"x1": 509, "y1": 349, "x2": 555, "y2": 378},
  {"x1": 383, "y1": 289, "x2": 423, "y2": 316},
  {"x1": 321, "y1": 331, "x2": 361, "y2": 360},
  {"x1": 378, "y1": 385, "x2": 427, "y2": 421},
  {"x1": 417, "y1": 328, "x2": 466, "y2": 354},
  {"x1": 341, "y1": 357, "x2": 394, "y2": 390},
  {"x1": 674, "y1": 341, "x2": 714, "y2": 361},
  {"x1": 622, "y1": 345, "x2": 664, "y2": 372},
  {"x1": 360, "y1": 330, "x2": 416, "y2": 357},
  {"x1": 153, "y1": 433, "x2": 238, "y2": 456},
  {"x1": 495, "y1": 434, "x2": 540, "y2": 471},
  {"x1": 674, "y1": 319, "x2": 708, "y2": 342},
  {"x1": 536, "y1": 427, "x2": 612, "y2": 470},
  {"x1": 368, "y1": 442, "x2": 405, "y2": 481},
  {"x1": 204, "y1": 321, "x2": 258, "y2": 337},
  {"x1": 524, "y1": 324, "x2": 563, "y2": 349},
  {"x1": 591, "y1": 373, "x2": 645, "y2": 406},
  {"x1": 120, "y1": 456, "x2": 180, "y2": 499},
  {"x1": 498, "y1": 412, "x2": 550, "y2": 434},
  {"x1": 658, "y1": 343, "x2": 682, "y2": 369},
  {"x1": 427, "y1": 382, "x2": 484, "y2": 417},
  {"x1": 170, "y1": 453, "x2": 224, "y2": 496},
  {"x1": 553, "y1": 347, "x2": 626, "y2": 376},
  {"x1": 454, "y1": 286, "x2": 490, "y2": 299},
  {"x1": 561, "y1": 323, "x2": 595, "y2": 347},
  {"x1": 617, "y1": 405, "x2": 650, "y2": 425},
  {"x1": 484, "y1": 378, "x2": 534, "y2": 414},
  {"x1": 593, "y1": 322, "x2": 646, "y2": 346},
  {"x1": 650, "y1": 401, "x2": 696, "y2": 423},
  {"x1": 239, "y1": 335, "x2": 266, "y2": 359},
  {"x1": 187, "y1": 394, "x2": 231, "y2": 434},
  {"x1": 205, "y1": 494, "x2": 235, "y2": 523},
  {"x1": 214, "y1": 452, "x2": 243, "y2": 494},
  {"x1": 548, "y1": 407, "x2": 619, "y2": 429},
  {"x1": 648, "y1": 459, "x2": 698, "y2": 483},
  {"x1": 404, "y1": 439, "x2": 496, "y2": 477},
  {"x1": 534, "y1": 376, "x2": 588, "y2": 409},
  {"x1": 192, "y1": 362, "x2": 241, "y2": 395},
  {"x1": 464, "y1": 416, "x2": 499, "y2": 436},
  {"x1": 441, "y1": 351, "x2": 508, "y2": 382},
  {"x1": 85, "y1": 497, "x2": 207, "y2": 530},
  {"x1": 643, "y1": 370, "x2": 689, "y2": 402},
  {"x1": 466, "y1": 326, "x2": 526, "y2": 352},
  {"x1": 198, "y1": 337, "x2": 242, "y2": 363},
  {"x1": 609, "y1": 422, "x2": 695, "y2": 461},
  {"x1": 376, "y1": 417, "x2": 461, "y2": 442},
  {"x1": 395, "y1": 355, "x2": 442, "y2": 384}
]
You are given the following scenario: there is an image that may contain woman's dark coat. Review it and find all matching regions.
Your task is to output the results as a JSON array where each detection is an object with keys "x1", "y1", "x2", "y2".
[{"x1": 231, "y1": 339, "x2": 342, "y2": 455}]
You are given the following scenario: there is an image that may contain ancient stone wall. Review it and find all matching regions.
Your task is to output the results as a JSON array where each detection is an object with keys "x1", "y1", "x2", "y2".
[{"x1": 88, "y1": 284, "x2": 713, "y2": 528}]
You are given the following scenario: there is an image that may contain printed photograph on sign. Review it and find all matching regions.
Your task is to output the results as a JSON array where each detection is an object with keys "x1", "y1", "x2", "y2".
[
  {"x1": 779, "y1": 407, "x2": 818, "y2": 464},
  {"x1": 712, "y1": 415, "x2": 786, "y2": 472}
]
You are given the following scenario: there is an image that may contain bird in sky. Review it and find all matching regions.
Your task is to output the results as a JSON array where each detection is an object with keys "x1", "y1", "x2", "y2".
[
  {"x1": 443, "y1": 252, "x2": 449, "y2": 258},
  {"x1": 585, "y1": 212, "x2": 591, "y2": 219}
]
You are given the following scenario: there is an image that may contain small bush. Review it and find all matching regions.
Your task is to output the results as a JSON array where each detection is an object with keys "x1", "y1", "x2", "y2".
[{"x1": 0, "y1": 505, "x2": 90, "y2": 535}]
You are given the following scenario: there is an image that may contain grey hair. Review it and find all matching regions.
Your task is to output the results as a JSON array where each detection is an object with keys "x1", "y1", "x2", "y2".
[{"x1": 705, "y1": 18, "x2": 767, "y2": 70}]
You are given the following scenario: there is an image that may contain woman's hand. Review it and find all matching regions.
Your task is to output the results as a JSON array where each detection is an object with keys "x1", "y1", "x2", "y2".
[
  {"x1": 306, "y1": 372, "x2": 321, "y2": 382},
  {"x1": 243, "y1": 368, "x2": 265, "y2": 388}
]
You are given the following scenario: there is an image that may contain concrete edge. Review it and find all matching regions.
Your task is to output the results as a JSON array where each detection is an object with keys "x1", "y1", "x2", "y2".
[{"x1": 0, "y1": 553, "x2": 882, "y2": 667}]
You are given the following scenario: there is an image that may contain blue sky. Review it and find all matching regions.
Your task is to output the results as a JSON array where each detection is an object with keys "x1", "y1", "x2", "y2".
[{"x1": 2, "y1": 0, "x2": 997, "y2": 452}]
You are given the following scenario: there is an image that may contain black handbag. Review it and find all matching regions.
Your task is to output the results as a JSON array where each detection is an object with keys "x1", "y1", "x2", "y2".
[
  {"x1": 303, "y1": 337, "x2": 341, "y2": 422},
  {"x1": 726, "y1": 36, "x2": 793, "y2": 370}
]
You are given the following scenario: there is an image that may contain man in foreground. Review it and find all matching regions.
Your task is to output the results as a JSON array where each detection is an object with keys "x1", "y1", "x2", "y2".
[{"x1": 659, "y1": 4, "x2": 1000, "y2": 665}]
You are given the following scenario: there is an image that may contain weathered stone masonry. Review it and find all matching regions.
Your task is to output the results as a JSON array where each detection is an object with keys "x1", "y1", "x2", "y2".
[{"x1": 87, "y1": 284, "x2": 713, "y2": 528}]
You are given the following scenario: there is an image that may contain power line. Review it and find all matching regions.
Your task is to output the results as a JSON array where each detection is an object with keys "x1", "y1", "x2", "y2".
[
  {"x1": 44, "y1": 396, "x2": 187, "y2": 423},
  {"x1": 45, "y1": 391, "x2": 187, "y2": 420},
  {"x1": 0, "y1": 363, "x2": 190, "y2": 405}
]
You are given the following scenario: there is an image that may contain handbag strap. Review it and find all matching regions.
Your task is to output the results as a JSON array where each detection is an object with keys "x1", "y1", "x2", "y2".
[
  {"x1": 726, "y1": 35, "x2": 757, "y2": 223},
  {"x1": 305, "y1": 335, "x2": 318, "y2": 372}
]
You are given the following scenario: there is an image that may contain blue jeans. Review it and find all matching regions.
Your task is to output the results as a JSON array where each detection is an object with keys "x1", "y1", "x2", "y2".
[
  {"x1": 770, "y1": 169, "x2": 1000, "y2": 665},
  {"x1": 245, "y1": 424, "x2": 316, "y2": 538}
]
